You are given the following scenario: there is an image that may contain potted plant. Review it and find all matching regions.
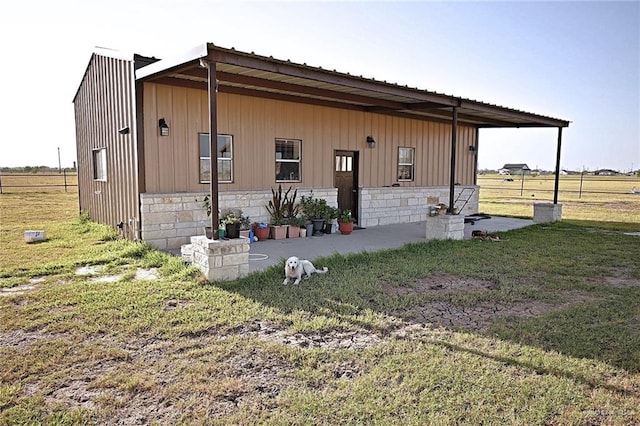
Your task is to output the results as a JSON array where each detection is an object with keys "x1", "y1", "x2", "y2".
[
  {"x1": 282, "y1": 186, "x2": 301, "y2": 222},
  {"x1": 253, "y1": 222, "x2": 270, "y2": 241},
  {"x1": 266, "y1": 184, "x2": 290, "y2": 240},
  {"x1": 202, "y1": 195, "x2": 216, "y2": 239},
  {"x1": 323, "y1": 206, "x2": 339, "y2": 234},
  {"x1": 270, "y1": 217, "x2": 288, "y2": 240},
  {"x1": 239, "y1": 213, "x2": 252, "y2": 239},
  {"x1": 220, "y1": 208, "x2": 248, "y2": 239},
  {"x1": 338, "y1": 209, "x2": 354, "y2": 235},
  {"x1": 304, "y1": 220, "x2": 314, "y2": 238},
  {"x1": 300, "y1": 192, "x2": 327, "y2": 235},
  {"x1": 286, "y1": 215, "x2": 305, "y2": 238}
]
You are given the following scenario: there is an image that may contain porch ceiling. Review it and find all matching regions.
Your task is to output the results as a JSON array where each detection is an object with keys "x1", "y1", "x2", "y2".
[{"x1": 136, "y1": 43, "x2": 570, "y2": 129}]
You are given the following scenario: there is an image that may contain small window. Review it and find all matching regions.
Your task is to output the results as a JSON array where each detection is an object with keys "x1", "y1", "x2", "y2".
[
  {"x1": 398, "y1": 147, "x2": 414, "y2": 181},
  {"x1": 199, "y1": 133, "x2": 233, "y2": 183},
  {"x1": 275, "y1": 139, "x2": 301, "y2": 182},
  {"x1": 335, "y1": 155, "x2": 353, "y2": 172},
  {"x1": 92, "y1": 148, "x2": 107, "y2": 181}
]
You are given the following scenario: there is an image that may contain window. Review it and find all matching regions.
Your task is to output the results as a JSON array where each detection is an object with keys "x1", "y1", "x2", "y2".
[
  {"x1": 199, "y1": 133, "x2": 233, "y2": 183},
  {"x1": 92, "y1": 148, "x2": 107, "y2": 181},
  {"x1": 275, "y1": 139, "x2": 301, "y2": 182},
  {"x1": 398, "y1": 147, "x2": 415, "y2": 181},
  {"x1": 335, "y1": 154, "x2": 353, "y2": 172}
]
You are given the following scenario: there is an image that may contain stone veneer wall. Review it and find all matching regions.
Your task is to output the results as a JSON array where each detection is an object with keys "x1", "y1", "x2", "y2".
[
  {"x1": 140, "y1": 188, "x2": 338, "y2": 250},
  {"x1": 140, "y1": 185, "x2": 478, "y2": 249},
  {"x1": 358, "y1": 186, "x2": 479, "y2": 228}
]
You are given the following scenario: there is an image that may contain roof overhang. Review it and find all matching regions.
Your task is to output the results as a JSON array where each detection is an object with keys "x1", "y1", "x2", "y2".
[{"x1": 136, "y1": 43, "x2": 570, "y2": 129}]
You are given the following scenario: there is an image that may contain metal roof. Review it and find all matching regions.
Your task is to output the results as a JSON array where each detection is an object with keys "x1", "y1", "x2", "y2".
[{"x1": 136, "y1": 43, "x2": 570, "y2": 129}]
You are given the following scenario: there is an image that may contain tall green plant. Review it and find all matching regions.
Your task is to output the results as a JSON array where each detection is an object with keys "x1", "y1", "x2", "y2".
[
  {"x1": 266, "y1": 184, "x2": 286, "y2": 224},
  {"x1": 267, "y1": 184, "x2": 301, "y2": 224},
  {"x1": 283, "y1": 187, "x2": 301, "y2": 223}
]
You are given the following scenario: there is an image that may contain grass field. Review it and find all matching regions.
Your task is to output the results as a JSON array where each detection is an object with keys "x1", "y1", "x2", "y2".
[
  {"x1": 1, "y1": 184, "x2": 639, "y2": 424},
  {"x1": 478, "y1": 174, "x2": 640, "y2": 223},
  {"x1": 0, "y1": 172, "x2": 78, "y2": 194}
]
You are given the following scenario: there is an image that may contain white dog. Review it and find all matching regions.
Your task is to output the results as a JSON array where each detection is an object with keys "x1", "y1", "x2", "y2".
[{"x1": 283, "y1": 256, "x2": 328, "y2": 285}]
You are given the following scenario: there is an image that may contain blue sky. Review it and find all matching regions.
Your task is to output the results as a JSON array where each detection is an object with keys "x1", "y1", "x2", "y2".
[{"x1": 1, "y1": 0, "x2": 638, "y2": 172}]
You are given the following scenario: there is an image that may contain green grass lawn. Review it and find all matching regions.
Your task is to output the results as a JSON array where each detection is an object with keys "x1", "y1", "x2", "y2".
[{"x1": 1, "y1": 192, "x2": 639, "y2": 424}]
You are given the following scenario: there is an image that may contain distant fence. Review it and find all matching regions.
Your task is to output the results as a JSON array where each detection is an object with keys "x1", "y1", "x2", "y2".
[
  {"x1": 478, "y1": 173, "x2": 640, "y2": 200},
  {"x1": 0, "y1": 171, "x2": 78, "y2": 193},
  {"x1": 1, "y1": 171, "x2": 637, "y2": 199}
]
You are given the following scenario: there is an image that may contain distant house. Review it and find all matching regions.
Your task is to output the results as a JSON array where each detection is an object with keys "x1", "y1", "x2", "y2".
[
  {"x1": 73, "y1": 43, "x2": 570, "y2": 250},
  {"x1": 500, "y1": 164, "x2": 531, "y2": 175},
  {"x1": 594, "y1": 169, "x2": 619, "y2": 176}
]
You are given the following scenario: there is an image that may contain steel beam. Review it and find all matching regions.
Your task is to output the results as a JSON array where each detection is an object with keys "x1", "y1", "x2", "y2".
[
  {"x1": 553, "y1": 127, "x2": 563, "y2": 204},
  {"x1": 448, "y1": 106, "x2": 458, "y2": 213},
  {"x1": 208, "y1": 61, "x2": 220, "y2": 239}
]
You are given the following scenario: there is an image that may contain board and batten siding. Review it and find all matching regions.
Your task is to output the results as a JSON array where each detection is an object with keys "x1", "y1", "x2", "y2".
[
  {"x1": 142, "y1": 82, "x2": 476, "y2": 193},
  {"x1": 74, "y1": 54, "x2": 139, "y2": 237}
]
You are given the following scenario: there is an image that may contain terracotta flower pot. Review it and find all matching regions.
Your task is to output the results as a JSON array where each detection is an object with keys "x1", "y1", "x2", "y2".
[
  {"x1": 338, "y1": 221, "x2": 354, "y2": 235},
  {"x1": 253, "y1": 224, "x2": 270, "y2": 241},
  {"x1": 270, "y1": 225, "x2": 287, "y2": 240}
]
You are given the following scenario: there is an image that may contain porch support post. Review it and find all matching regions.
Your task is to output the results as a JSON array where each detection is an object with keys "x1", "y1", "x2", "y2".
[
  {"x1": 208, "y1": 61, "x2": 219, "y2": 239},
  {"x1": 448, "y1": 106, "x2": 458, "y2": 214},
  {"x1": 553, "y1": 127, "x2": 563, "y2": 204},
  {"x1": 473, "y1": 127, "x2": 479, "y2": 185}
]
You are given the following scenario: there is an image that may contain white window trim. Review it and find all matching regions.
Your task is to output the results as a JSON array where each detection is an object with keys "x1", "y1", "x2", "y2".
[
  {"x1": 275, "y1": 138, "x2": 301, "y2": 182},
  {"x1": 92, "y1": 148, "x2": 107, "y2": 182},
  {"x1": 397, "y1": 147, "x2": 415, "y2": 182},
  {"x1": 199, "y1": 133, "x2": 233, "y2": 184}
]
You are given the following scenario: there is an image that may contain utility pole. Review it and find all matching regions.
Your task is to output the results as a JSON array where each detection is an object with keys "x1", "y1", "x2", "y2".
[{"x1": 57, "y1": 147, "x2": 62, "y2": 173}]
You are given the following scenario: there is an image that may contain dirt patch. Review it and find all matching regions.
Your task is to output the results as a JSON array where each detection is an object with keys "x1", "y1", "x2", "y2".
[
  {"x1": 392, "y1": 291, "x2": 599, "y2": 333},
  {"x1": 395, "y1": 300, "x2": 563, "y2": 332},
  {"x1": 231, "y1": 320, "x2": 382, "y2": 350},
  {"x1": 383, "y1": 272, "x2": 602, "y2": 332},
  {"x1": 601, "y1": 277, "x2": 640, "y2": 288},
  {"x1": 584, "y1": 276, "x2": 640, "y2": 288},
  {"x1": 164, "y1": 299, "x2": 191, "y2": 311},
  {"x1": 383, "y1": 272, "x2": 497, "y2": 297},
  {"x1": 0, "y1": 330, "x2": 71, "y2": 349}
]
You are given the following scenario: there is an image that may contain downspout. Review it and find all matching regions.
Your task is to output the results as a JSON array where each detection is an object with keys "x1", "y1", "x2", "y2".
[
  {"x1": 553, "y1": 127, "x2": 563, "y2": 204},
  {"x1": 207, "y1": 60, "x2": 220, "y2": 239},
  {"x1": 448, "y1": 106, "x2": 458, "y2": 214}
]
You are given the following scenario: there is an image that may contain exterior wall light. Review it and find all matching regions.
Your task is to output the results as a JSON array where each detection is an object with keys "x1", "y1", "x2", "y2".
[
  {"x1": 469, "y1": 145, "x2": 476, "y2": 152},
  {"x1": 159, "y1": 118, "x2": 169, "y2": 136},
  {"x1": 366, "y1": 136, "x2": 376, "y2": 148}
]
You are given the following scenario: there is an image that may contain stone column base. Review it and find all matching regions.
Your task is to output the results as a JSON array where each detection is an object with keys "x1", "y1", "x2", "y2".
[
  {"x1": 425, "y1": 214, "x2": 465, "y2": 241},
  {"x1": 533, "y1": 203, "x2": 562, "y2": 223},
  {"x1": 190, "y1": 236, "x2": 250, "y2": 282}
]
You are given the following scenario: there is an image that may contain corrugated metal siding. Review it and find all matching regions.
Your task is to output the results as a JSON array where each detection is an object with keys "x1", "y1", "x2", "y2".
[
  {"x1": 142, "y1": 83, "x2": 476, "y2": 193},
  {"x1": 74, "y1": 54, "x2": 138, "y2": 236}
]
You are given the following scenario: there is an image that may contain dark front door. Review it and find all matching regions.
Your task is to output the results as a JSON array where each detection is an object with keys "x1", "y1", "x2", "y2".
[{"x1": 334, "y1": 150, "x2": 359, "y2": 222}]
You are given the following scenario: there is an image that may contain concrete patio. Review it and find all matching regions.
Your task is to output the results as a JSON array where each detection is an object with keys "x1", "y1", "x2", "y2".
[{"x1": 244, "y1": 216, "x2": 533, "y2": 273}]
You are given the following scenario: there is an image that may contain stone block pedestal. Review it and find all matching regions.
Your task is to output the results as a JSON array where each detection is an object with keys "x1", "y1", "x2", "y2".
[
  {"x1": 425, "y1": 214, "x2": 465, "y2": 241},
  {"x1": 533, "y1": 203, "x2": 562, "y2": 223},
  {"x1": 189, "y1": 236, "x2": 250, "y2": 282}
]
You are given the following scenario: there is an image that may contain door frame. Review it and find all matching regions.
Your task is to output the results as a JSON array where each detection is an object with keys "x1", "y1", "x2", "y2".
[{"x1": 334, "y1": 150, "x2": 359, "y2": 222}]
